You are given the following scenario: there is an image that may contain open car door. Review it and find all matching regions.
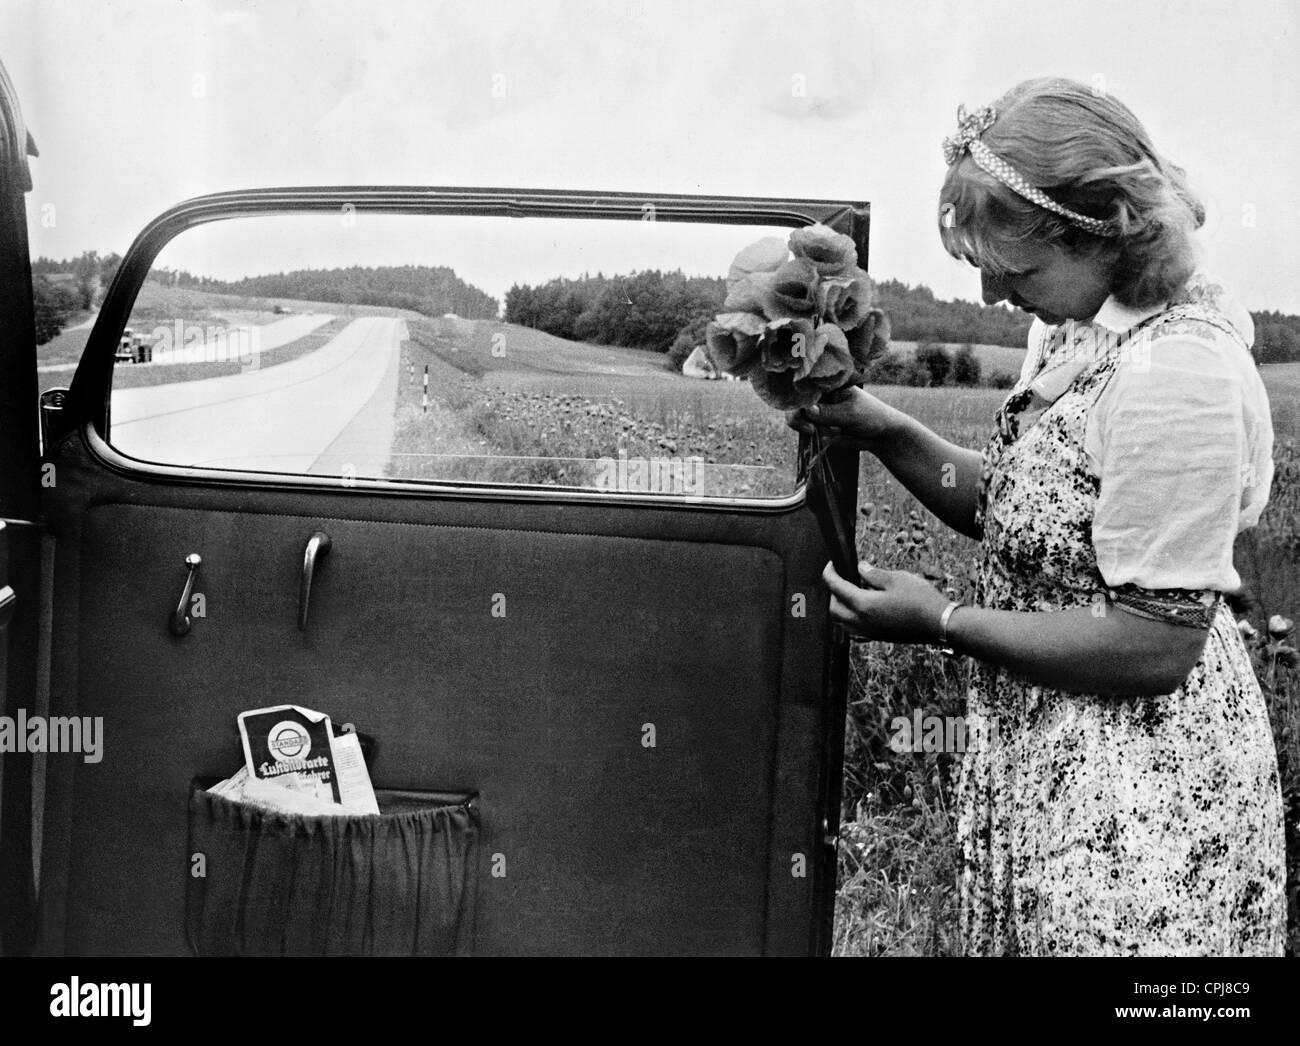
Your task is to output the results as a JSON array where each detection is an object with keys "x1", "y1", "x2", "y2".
[
  {"x1": 0, "y1": 57, "x2": 42, "y2": 959},
  {"x1": 13, "y1": 174, "x2": 869, "y2": 954}
]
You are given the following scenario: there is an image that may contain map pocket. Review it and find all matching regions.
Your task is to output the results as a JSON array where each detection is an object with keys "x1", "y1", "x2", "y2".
[{"x1": 185, "y1": 780, "x2": 479, "y2": 956}]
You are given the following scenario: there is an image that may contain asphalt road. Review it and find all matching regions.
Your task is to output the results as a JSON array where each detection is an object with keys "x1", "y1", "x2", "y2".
[
  {"x1": 146, "y1": 312, "x2": 335, "y2": 365},
  {"x1": 110, "y1": 315, "x2": 406, "y2": 475}
]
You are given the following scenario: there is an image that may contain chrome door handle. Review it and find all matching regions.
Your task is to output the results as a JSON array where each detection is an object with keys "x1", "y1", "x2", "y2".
[
  {"x1": 298, "y1": 531, "x2": 332, "y2": 631},
  {"x1": 168, "y1": 553, "x2": 202, "y2": 636}
]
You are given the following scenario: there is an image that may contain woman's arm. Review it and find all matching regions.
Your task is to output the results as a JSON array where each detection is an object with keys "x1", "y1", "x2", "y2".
[
  {"x1": 864, "y1": 410, "x2": 986, "y2": 540},
  {"x1": 824, "y1": 562, "x2": 1210, "y2": 696},
  {"x1": 945, "y1": 603, "x2": 1209, "y2": 696},
  {"x1": 791, "y1": 387, "x2": 985, "y2": 539}
]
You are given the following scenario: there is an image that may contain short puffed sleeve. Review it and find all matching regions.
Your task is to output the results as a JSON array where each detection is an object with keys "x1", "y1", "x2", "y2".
[{"x1": 1085, "y1": 327, "x2": 1273, "y2": 605}]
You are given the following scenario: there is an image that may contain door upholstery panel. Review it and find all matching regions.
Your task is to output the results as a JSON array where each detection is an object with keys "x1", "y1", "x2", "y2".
[{"x1": 35, "y1": 428, "x2": 845, "y2": 955}]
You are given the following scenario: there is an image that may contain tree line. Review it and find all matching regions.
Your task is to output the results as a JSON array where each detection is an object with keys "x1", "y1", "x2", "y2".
[
  {"x1": 29, "y1": 249, "x2": 1300, "y2": 365},
  {"x1": 504, "y1": 270, "x2": 725, "y2": 356},
  {"x1": 1251, "y1": 311, "x2": 1300, "y2": 363},
  {"x1": 32, "y1": 251, "x2": 123, "y2": 344},
  {"x1": 872, "y1": 279, "x2": 1033, "y2": 346},
  {"x1": 191, "y1": 264, "x2": 499, "y2": 320},
  {"x1": 501, "y1": 271, "x2": 1037, "y2": 363}
]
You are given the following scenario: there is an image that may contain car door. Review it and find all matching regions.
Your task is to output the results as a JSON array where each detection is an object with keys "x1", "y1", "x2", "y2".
[
  {"x1": 0, "y1": 56, "x2": 42, "y2": 959},
  {"x1": 3, "y1": 79, "x2": 868, "y2": 954}
]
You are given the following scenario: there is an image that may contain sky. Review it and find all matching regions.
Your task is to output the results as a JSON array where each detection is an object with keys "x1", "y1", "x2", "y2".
[{"x1": 1, "y1": 0, "x2": 1298, "y2": 311}]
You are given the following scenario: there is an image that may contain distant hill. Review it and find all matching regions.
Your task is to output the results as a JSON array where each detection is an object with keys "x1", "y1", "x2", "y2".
[{"x1": 198, "y1": 265, "x2": 499, "y2": 320}]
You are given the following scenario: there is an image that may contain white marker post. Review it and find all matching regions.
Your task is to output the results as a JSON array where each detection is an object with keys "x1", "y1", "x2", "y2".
[{"x1": 422, "y1": 365, "x2": 428, "y2": 413}]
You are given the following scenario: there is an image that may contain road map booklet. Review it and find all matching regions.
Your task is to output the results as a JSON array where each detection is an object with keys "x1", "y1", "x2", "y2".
[{"x1": 229, "y1": 704, "x2": 380, "y2": 815}]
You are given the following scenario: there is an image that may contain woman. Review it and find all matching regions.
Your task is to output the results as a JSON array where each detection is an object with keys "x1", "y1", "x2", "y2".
[{"x1": 794, "y1": 77, "x2": 1287, "y2": 956}]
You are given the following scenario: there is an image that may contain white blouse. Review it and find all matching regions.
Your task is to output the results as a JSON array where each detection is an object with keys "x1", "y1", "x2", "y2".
[{"x1": 1016, "y1": 278, "x2": 1272, "y2": 594}]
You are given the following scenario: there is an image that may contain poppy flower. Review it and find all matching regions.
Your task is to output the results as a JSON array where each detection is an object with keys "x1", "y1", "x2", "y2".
[
  {"x1": 788, "y1": 223, "x2": 858, "y2": 277},
  {"x1": 818, "y1": 268, "x2": 873, "y2": 329},
  {"x1": 723, "y1": 236, "x2": 789, "y2": 313},
  {"x1": 704, "y1": 311, "x2": 766, "y2": 374},
  {"x1": 759, "y1": 258, "x2": 820, "y2": 320},
  {"x1": 750, "y1": 319, "x2": 854, "y2": 410}
]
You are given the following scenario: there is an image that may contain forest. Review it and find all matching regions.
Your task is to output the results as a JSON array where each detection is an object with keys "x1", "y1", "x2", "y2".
[{"x1": 201, "y1": 264, "x2": 499, "y2": 320}]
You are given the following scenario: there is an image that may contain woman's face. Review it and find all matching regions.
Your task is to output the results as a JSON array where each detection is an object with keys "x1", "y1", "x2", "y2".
[{"x1": 978, "y1": 239, "x2": 1115, "y2": 326}]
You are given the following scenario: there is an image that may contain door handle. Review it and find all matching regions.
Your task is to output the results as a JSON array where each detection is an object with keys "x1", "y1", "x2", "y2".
[
  {"x1": 298, "y1": 531, "x2": 332, "y2": 631},
  {"x1": 0, "y1": 585, "x2": 16, "y2": 631},
  {"x1": 168, "y1": 553, "x2": 202, "y2": 636}
]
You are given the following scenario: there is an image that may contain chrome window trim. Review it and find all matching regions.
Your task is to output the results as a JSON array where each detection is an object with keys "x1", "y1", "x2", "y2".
[{"x1": 81, "y1": 420, "x2": 813, "y2": 514}]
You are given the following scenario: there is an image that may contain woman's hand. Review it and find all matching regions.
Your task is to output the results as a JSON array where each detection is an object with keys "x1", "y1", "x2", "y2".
[
  {"x1": 790, "y1": 385, "x2": 987, "y2": 541},
  {"x1": 823, "y1": 559, "x2": 952, "y2": 644},
  {"x1": 785, "y1": 386, "x2": 906, "y2": 451},
  {"x1": 825, "y1": 561, "x2": 1211, "y2": 695}
]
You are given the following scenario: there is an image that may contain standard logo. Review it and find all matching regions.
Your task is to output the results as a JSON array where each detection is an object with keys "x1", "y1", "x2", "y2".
[{"x1": 266, "y1": 720, "x2": 311, "y2": 762}]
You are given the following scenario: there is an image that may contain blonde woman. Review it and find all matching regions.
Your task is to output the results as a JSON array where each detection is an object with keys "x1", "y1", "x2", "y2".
[{"x1": 794, "y1": 77, "x2": 1286, "y2": 956}]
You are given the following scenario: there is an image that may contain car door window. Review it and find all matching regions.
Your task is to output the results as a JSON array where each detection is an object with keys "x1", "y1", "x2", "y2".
[{"x1": 106, "y1": 212, "x2": 806, "y2": 500}]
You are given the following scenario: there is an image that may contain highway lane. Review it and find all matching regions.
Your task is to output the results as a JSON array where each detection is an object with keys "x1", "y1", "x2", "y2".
[{"x1": 110, "y1": 316, "x2": 406, "y2": 475}]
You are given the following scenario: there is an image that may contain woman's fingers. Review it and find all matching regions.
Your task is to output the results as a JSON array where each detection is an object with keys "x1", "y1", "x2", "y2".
[
  {"x1": 824, "y1": 560, "x2": 891, "y2": 617},
  {"x1": 856, "y1": 562, "x2": 892, "y2": 590},
  {"x1": 829, "y1": 589, "x2": 888, "y2": 638},
  {"x1": 822, "y1": 560, "x2": 859, "y2": 603},
  {"x1": 784, "y1": 407, "x2": 815, "y2": 435},
  {"x1": 824, "y1": 559, "x2": 889, "y2": 593},
  {"x1": 785, "y1": 404, "x2": 842, "y2": 437}
]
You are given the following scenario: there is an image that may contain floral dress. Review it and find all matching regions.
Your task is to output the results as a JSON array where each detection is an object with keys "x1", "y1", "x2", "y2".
[{"x1": 959, "y1": 280, "x2": 1288, "y2": 956}]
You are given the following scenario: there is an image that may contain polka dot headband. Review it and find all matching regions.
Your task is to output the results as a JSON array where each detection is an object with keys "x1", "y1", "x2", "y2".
[{"x1": 941, "y1": 104, "x2": 1121, "y2": 238}]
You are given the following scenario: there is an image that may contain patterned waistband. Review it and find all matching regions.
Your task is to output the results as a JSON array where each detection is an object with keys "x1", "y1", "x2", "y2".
[{"x1": 1106, "y1": 585, "x2": 1221, "y2": 630}]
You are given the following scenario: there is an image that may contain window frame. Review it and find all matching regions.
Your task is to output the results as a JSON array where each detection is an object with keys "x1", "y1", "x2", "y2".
[{"x1": 60, "y1": 186, "x2": 872, "y2": 513}]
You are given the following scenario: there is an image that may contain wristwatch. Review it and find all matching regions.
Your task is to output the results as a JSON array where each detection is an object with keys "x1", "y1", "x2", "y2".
[{"x1": 937, "y1": 601, "x2": 964, "y2": 656}]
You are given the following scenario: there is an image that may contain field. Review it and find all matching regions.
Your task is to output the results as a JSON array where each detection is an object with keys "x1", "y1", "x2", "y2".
[
  {"x1": 392, "y1": 317, "x2": 1300, "y2": 956},
  {"x1": 389, "y1": 317, "x2": 800, "y2": 496}
]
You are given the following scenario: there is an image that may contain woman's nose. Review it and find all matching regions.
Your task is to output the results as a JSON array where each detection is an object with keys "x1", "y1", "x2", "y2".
[{"x1": 981, "y1": 270, "x2": 1011, "y2": 305}]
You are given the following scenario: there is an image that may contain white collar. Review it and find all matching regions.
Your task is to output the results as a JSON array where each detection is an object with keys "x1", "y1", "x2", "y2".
[
  {"x1": 1086, "y1": 295, "x2": 1168, "y2": 334},
  {"x1": 1023, "y1": 296, "x2": 1166, "y2": 408}
]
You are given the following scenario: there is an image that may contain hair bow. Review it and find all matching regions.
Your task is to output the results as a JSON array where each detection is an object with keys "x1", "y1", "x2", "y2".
[{"x1": 941, "y1": 104, "x2": 997, "y2": 165}]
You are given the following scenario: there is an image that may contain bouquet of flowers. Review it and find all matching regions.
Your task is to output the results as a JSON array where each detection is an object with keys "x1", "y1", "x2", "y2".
[{"x1": 705, "y1": 224, "x2": 890, "y2": 410}]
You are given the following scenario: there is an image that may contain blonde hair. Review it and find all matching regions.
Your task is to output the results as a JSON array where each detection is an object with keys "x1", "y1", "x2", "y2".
[{"x1": 938, "y1": 77, "x2": 1205, "y2": 309}]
